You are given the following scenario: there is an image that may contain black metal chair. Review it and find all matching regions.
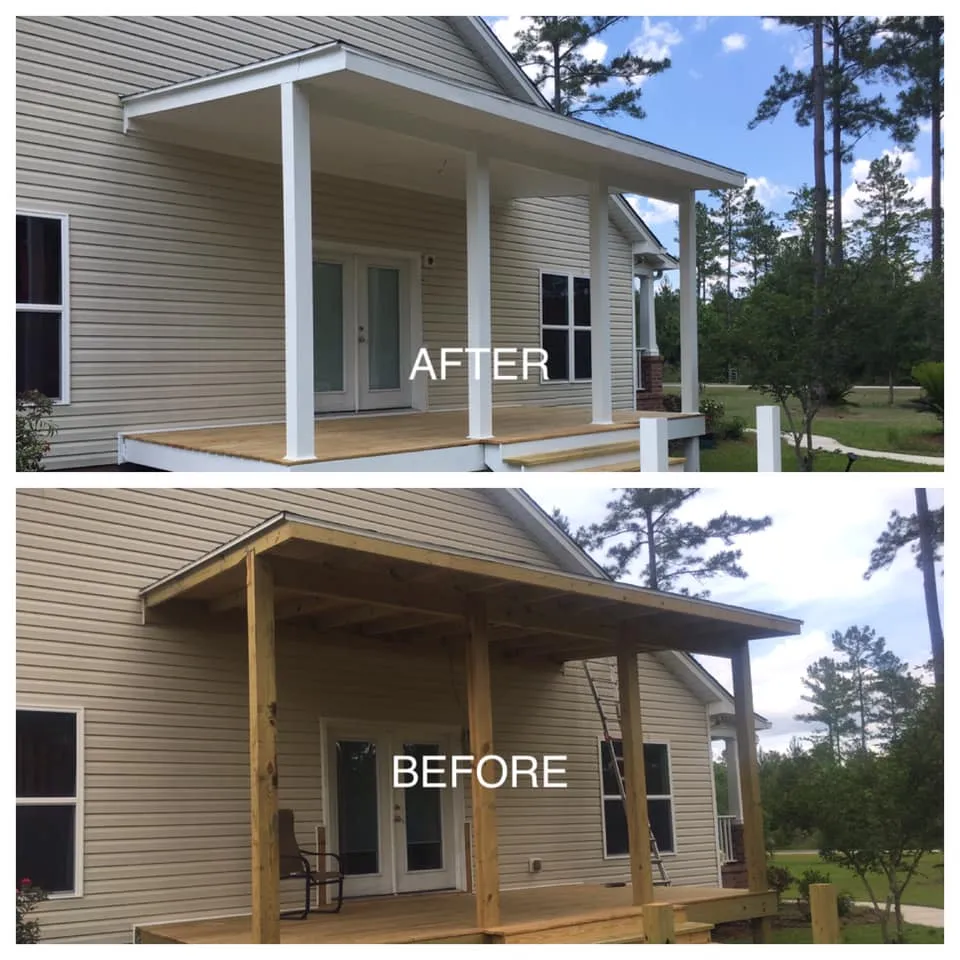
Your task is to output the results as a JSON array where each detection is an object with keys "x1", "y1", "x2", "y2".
[{"x1": 279, "y1": 808, "x2": 344, "y2": 918}]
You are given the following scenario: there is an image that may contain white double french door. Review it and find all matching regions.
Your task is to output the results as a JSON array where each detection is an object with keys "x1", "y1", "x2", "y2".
[
  {"x1": 313, "y1": 253, "x2": 412, "y2": 413},
  {"x1": 326, "y1": 725, "x2": 461, "y2": 898}
]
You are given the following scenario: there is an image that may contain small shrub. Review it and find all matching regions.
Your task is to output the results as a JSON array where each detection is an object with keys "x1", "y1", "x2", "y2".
[
  {"x1": 16, "y1": 391, "x2": 56, "y2": 471},
  {"x1": 17, "y1": 878, "x2": 48, "y2": 943},
  {"x1": 797, "y1": 867, "x2": 833, "y2": 902},
  {"x1": 721, "y1": 415, "x2": 747, "y2": 441},
  {"x1": 767, "y1": 864, "x2": 795, "y2": 905},
  {"x1": 912, "y1": 361, "x2": 944, "y2": 421},
  {"x1": 699, "y1": 397, "x2": 726, "y2": 435},
  {"x1": 662, "y1": 393, "x2": 682, "y2": 413},
  {"x1": 837, "y1": 891, "x2": 855, "y2": 918}
]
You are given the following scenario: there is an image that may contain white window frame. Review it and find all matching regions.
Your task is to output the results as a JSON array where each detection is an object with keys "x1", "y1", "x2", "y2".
[
  {"x1": 598, "y1": 737, "x2": 676, "y2": 860},
  {"x1": 538, "y1": 268, "x2": 592, "y2": 384},
  {"x1": 16, "y1": 209, "x2": 71, "y2": 404},
  {"x1": 16, "y1": 704, "x2": 85, "y2": 898}
]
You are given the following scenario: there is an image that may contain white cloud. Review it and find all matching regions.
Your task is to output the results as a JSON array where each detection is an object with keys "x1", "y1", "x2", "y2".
[
  {"x1": 745, "y1": 175, "x2": 787, "y2": 207},
  {"x1": 626, "y1": 194, "x2": 678, "y2": 228},
  {"x1": 761, "y1": 18, "x2": 788, "y2": 33},
  {"x1": 722, "y1": 33, "x2": 748, "y2": 54},
  {"x1": 629, "y1": 17, "x2": 683, "y2": 64}
]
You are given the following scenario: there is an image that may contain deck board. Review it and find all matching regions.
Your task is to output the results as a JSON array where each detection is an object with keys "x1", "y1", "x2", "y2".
[
  {"x1": 136, "y1": 883, "x2": 767, "y2": 944},
  {"x1": 125, "y1": 406, "x2": 697, "y2": 465}
]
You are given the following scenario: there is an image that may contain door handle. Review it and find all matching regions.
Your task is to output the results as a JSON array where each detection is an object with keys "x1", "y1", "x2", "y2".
[
  {"x1": 359, "y1": 336, "x2": 367, "y2": 343},
  {"x1": 393, "y1": 804, "x2": 404, "y2": 823}
]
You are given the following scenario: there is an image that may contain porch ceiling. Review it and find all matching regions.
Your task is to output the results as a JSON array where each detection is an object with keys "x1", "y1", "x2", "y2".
[
  {"x1": 140, "y1": 513, "x2": 801, "y2": 660},
  {"x1": 121, "y1": 43, "x2": 746, "y2": 203}
]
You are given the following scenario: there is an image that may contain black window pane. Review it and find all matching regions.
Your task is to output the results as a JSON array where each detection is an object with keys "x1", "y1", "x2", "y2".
[
  {"x1": 604, "y1": 798, "x2": 628, "y2": 856},
  {"x1": 574, "y1": 277, "x2": 591, "y2": 326},
  {"x1": 644, "y1": 744, "x2": 670, "y2": 797},
  {"x1": 336, "y1": 740, "x2": 379, "y2": 877},
  {"x1": 541, "y1": 273, "x2": 568, "y2": 326},
  {"x1": 403, "y1": 743, "x2": 444, "y2": 872},
  {"x1": 17, "y1": 805, "x2": 75, "y2": 893},
  {"x1": 17, "y1": 711, "x2": 76, "y2": 798},
  {"x1": 542, "y1": 328, "x2": 568, "y2": 381},
  {"x1": 573, "y1": 330, "x2": 592, "y2": 380},
  {"x1": 647, "y1": 798, "x2": 673, "y2": 853},
  {"x1": 17, "y1": 216, "x2": 62, "y2": 306},
  {"x1": 16, "y1": 311, "x2": 61, "y2": 400},
  {"x1": 601, "y1": 741, "x2": 624, "y2": 796}
]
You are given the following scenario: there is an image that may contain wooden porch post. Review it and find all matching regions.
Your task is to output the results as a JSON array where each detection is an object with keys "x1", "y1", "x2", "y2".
[
  {"x1": 247, "y1": 552, "x2": 280, "y2": 944},
  {"x1": 465, "y1": 598, "x2": 500, "y2": 927},
  {"x1": 465, "y1": 151, "x2": 493, "y2": 440},
  {"x1": 616, "y1": 637, "x2": 654, "y2": 905},
  {"x1": 280, "y1": 80, "x2": 315, "y2": 462},
  {"x1": 678, "y1": 189, "x2": 700, "y2": 471},
  {"x1": 590, "y1": 179, "x2": 613, "y2": 424},
  {"x1": 731, "y1": 641, "x2": 771, "y2": 943}
]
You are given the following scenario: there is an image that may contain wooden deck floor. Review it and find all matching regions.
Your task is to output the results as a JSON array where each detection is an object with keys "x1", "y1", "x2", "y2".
[
  {"x1": 136, "y1": 883, "x2": 774, "y2": 944},
  {"x1": 125, "y1": 405, "x2": 698, "y2": 465}
]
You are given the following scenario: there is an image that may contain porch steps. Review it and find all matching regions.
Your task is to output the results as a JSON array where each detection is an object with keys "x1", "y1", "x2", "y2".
[
  {"x1": 484, "y1": 907, "x2": 713, "y2": 944},
  {"x1": 580, "y1": 457, "x2": 687, "y2": 473},
  {"x1": 500, "y1": 440, "x2": 686, "y2": 473}
]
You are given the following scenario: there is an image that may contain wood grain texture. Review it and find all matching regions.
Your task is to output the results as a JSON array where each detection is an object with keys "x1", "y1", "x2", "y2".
[
  {"x1": 809, "y1": 884, "x2": 840, "y2": 944},
  {"x1": 246, "y1": 552, "x2": 279, "y2": 943},
  {"x1": 126, "y1": 405, "x2": 698, "y2": 465}
]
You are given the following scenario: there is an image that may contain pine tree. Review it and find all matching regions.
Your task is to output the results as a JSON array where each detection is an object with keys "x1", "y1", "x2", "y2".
[
  {"x1": 871, "y1": 650, "x2": 922, "y2": 744},
  {"x1": 738, "y1": 186, "x2": 781, "y2": 288},
  {"x1": 830, "y1": 625, "x2": 887, "y2": 751},
  {"x1": 874, "y1": 17, "x2": 944, "y2": 269},
  {"x1": 795, "y1": 656, "x2": 856, "y2": 758},
  {"x1": 695, "y1": 201, "x2": 725, "y2": 301},
  {"x1": 508, "y1": 17, "x2": 670, "y2": 119}
]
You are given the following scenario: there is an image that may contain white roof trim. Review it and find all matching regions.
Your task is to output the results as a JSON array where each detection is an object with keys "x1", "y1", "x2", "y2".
[{"x1": 121, "y1": 42, "x2": 745, "y2": 198}]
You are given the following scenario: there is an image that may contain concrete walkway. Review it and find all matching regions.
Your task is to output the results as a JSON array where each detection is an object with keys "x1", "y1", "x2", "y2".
[
  {"x1": 745, "y1": 429, "x2": 944, "y2": 467},
  {"x1": 853, "y1": 902, "x2": 944, "y2": 928}
]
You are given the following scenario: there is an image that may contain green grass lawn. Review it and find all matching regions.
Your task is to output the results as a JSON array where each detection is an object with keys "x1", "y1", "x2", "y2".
[
  {"x1": 669, "y1": 386, "x2": 944, "y2": 457},
  {"x1": 699, "y1": 436, "x2": 942, "y2": 472},
  {"x1": 770, "y1": 852, "x2": 944, "y2": 909},
  {"x1": 721, "y1": 921, "x2": 943, "y2": 944}
]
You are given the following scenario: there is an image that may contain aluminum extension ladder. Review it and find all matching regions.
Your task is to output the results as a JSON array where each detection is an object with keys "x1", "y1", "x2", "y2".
[{"x1": 583, "y1": 661, "x2": 671, "y2": 886}]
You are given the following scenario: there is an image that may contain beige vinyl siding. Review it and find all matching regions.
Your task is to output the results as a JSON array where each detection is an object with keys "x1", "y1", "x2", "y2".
[
  {"x1": 18, "y1": 16, "x2": 639, "y2": 468},
  {"x1": 17, "y1": 489, "x2": 719, "y2": 943},
  {"x1": 491, "y1": 197, "x2": 636, "y2": 410}
]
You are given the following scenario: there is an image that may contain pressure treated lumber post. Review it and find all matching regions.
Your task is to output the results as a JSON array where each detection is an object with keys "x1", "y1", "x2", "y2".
[
  {"x1": 616, "y1": 633, "x2": 655, "y2": 906},
  {"x1": 465, "y1": 597, "x2": 500, "y2": 927},
  {"x1": 810, "y1": 883, "x2": 841, "y2": 944},
  {"x1": 643, "y1": 902, "x2": 676, "y2": 943},
  {"x1": 247, "y1": 552, "x2": 279, "y2": 944},
  {"x1": 731, "y1": 640, "x2": 771, "y2": 944}
]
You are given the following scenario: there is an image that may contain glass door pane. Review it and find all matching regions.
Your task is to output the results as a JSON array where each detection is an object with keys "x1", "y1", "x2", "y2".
[
  {"x1": 314, "y1": 261, "x2": 344, "y2": 394},
  {"x1": 401, "y1": 743, "x2": 444, "y2": 872},
  {"x1": 366, "y1": 266, "x2": 401, "y2": 391},
  {"x1": 335, "y1": 739, "x2": 379, "y2": 876}
]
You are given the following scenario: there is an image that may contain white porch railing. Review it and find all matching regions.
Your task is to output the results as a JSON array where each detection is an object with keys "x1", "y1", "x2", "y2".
[{"x1": 717, "y1": 814, "x2": 738, "y2": 863}]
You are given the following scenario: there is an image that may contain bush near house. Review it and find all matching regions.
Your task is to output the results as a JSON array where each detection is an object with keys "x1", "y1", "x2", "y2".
[
  {"x1": 16, "y1": 391, "x2": 55, "y2": 471},
  {"x1": 16, "y1": 879, "x2": 47, "y2": 943},
  {"x1": 911, "y1": 362, "x2": 944, "y2": 421}
]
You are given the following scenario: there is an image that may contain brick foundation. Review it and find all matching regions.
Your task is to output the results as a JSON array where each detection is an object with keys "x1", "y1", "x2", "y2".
[
  {"x1": 720, "y1": 822, "x2": 749, "y2": 889},
  {"x1": 635, "y1": 354, "x2": 665, "y2": 411}
]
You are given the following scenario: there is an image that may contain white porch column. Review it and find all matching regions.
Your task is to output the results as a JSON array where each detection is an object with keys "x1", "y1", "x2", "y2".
[
  {"x1": 590, "y1": 181, "x2": 613, "y2": 424},
  {"x1": 645, "y1": 274, "x2": 659, "y2": 356},
  {"x1": 466, "y1": 152, "x2": 493, "y2": 439},
  {"x1": 280, "y1": 81, "x2": 315, "y2": 462},
  {"x1": 678, "y1": 190, "x2": 700, "y2": 471},
  {"x1": 724, "y1": 736, "x2": 743, "y2": 821}
]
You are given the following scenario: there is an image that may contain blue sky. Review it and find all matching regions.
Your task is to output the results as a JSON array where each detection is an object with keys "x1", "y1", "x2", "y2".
[
  {"x1": 523, "y1": 484, "x2": 944, "y2": 752},
  {"x1": 487, "y1": 16, "x2": 937, "y2": 248}
]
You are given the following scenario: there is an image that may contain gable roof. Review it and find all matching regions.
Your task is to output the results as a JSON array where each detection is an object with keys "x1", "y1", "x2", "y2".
[{"x1": 492, "y1": 490, "x2": 773, "y2": 727}]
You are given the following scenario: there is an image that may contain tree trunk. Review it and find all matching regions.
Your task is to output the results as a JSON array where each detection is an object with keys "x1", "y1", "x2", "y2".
[
  {"x1": 645, "y1": 507, "x2": 659, "y2": 590},
  {"x1": 888, "y1": 368, "x2": 895, "y2": 406},
  {"x1": 812, "y1": 18, "x2": 828, "y2": 288},
  {"x1": 930, "y1": 51, "x2": 942, "y2": 270},
  {"x1": 830, "y1": 19, "x2": 844, "y2": 268},
  {"x1": 804, "y1": 414, "x2": 815, "y2": 472},
  {"x1": 915, "y1": 488, "x2": 944, "y2": 685}
]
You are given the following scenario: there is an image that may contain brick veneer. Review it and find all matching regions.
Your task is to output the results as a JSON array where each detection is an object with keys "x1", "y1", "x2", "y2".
[{"x1": 635, "y1": 353, "x2": 665, "y2": 411}]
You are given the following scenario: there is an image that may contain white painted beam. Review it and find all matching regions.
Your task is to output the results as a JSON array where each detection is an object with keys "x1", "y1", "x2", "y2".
[
  {"x1": 466, "y1": 152, "x2": 493, "y2": 439},
  {"x1": 756, "y1": 405, "x2": 782, "y2": 472},
  {"x1": 639, "y1": 417, "x2": 669, "y2": 472},
  {"x1": 678, "y1": 190, "x2": 700, "y2": 471},
  {"x1": 280, "y1": 82, "x2": 315, "y2": 462},
  {"x1": 590, "y1": 181, "x2": 613, "y2": 424}
]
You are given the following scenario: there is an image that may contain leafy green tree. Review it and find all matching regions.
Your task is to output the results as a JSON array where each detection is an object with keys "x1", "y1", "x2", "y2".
[
  {"x1": 871, "y1": 650, "x2": 922, "y2": 743},
  {"x1": 849, "y1": 155, "x2": 927, "y2": 402},
  {"x1": 509, "y1": 17, "x2": 669, "y2": 119},
  {"x1": 874, "y1": 17, "x2": 944, "y2": 268},
  {"x1": 552, "y1": 488, "x2": 771, "y2": 592},
  {"x1": 795, "y1": 657, "x2": 856, "y2": 758},
  {"x1": 864, "y1": 492, "x2": 944, "y2": 686}
]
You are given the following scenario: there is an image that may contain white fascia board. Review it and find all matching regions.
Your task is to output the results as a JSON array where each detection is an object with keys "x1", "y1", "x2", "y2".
[
  {"x1": 121, "y1": 43, "x2": 346, "y2": 124},
  {"x1": 121, "y1": 41, "x2": 744, "y2": 193}
]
